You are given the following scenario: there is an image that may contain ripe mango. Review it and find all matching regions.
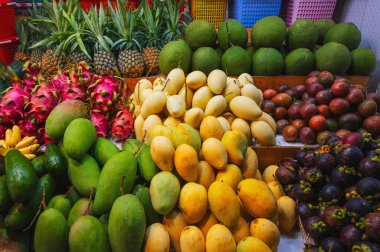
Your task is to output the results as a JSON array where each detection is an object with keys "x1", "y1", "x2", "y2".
[
  {"x1": 150, "y1": 172, "x2": 180, "y2": 215},
  {"x1": 208, "y1": 69, "x2": 227, "y2": 94},
  {"x1": 143, "y1": 115, "x2": 163, "y2": 144},
  {"x1": 249, "y1": 218, "x2": 280, "y2": 252},
  {"x1": 196, "y1": 211, "x2": 219, "y2": 237},
  {"x1": 196, "y1": 161, "x2": 215, "y2": 190},
  {"x1": 186, "y1": 70, "x2": 206, "y2": 89},
  {"x1": 109, "y1": 194, "x2": 146, "y2": 252},
  {"x1": 173, "y1": 123, "x2": 202, "y2": 154},
  {"x1": 208, "y1": 181, "x2": 240, "y2": 228},
  {"x1": 150, "y1": 136, "x2": 175, "y2": 172},
  {"x1": 221, "y1": 130, "x2": 248, "y2": 165},
  {"x1": 241, "y1": 84, "x2": 263, "y2": 105},
  {"x1": 231, "y1": 118, "x2": 251, "y2": 142},
  {"x1": 201, "y1": 138, "x2": 228, "y2": 170},
  {"x1": 178, "y1": 85, "x2": 193, "y2": 109},
  {"x1": 236, "y1": 236, "x2": 271, "y2": 252},
  {"x1": 205, "y1": 95, "x2": 227, "y2": 117},
  {"x1": 192, "y1": 86, "x2": 213, "y2": 110},
  {"x1": 94, "y1": 151, "x2": 137, "y2": 215},
  {"x1": 164, "y1": 116, "x2": 182, "y2": 129},
  {"x1": 92, "y1": 137, "x2": 120, "y2": 166},
  {"x1": 69, "y1": 215, "x2": 110, "y2": 252},
  {"x1": 149, "y1": 125, "x2": 173, "y2": 144},
  {"x1": 215, "y1": 164, "x2": 243, "y2": 191},
  {"x1": 134, "y1": 79, "x2": 153, "y2": 104},
  {"x1": 180, "y1": 226, "x2": 205, "y2": 252},
  {"x1": 174, "y1": 144, "x2": 198, "y2": 182},
  {"x1": 223, "y1": 112, "x2": 236, "y2": 126},
  {"x1": 277, "y1": 196, "x2": 296, "y2": 233},
  {"x1": 238, "y1": 179, "x2": 277, "y2": 218},
  {"x1": 141, "y1": 89, "x2": 154, "y2": 104},
  {"x1": 184, "y1": 108, "x2": 204, "y2": 129},
  {"x1": 179, "y1": 182, "x2": 208, "y2": 224},
  {"x1": 230, "y1": 216, "x2": 250, "y2": 244},
  {"x1": 267, "y1": 181, "x2": 284, "y2": 200},
  {"x1": 167, "y1": 68, "x2": 185, "y2": 95},
  {"x1": 163, "y1": 209, "x2": 188, "y2": 252},
  {"x1": 223, "y1": 81, "x2": 241, "y2": 103},
  {"x1": 217, "y1": 116, "x2": 231, "y2": 131},
  {"x1": 241, "y1": 148, "x2": 259, "y2": 179},
  {"x1": 262, "y1": 165, "x2": 279, "y2": 183},
  {"x1": 47, "y1": 195, "x2": 72, "y2": 218},
  {"x1": 257, "y1": 112, "x2": 277, "y2": 134},
  {"x1": 167, "y1": 95, "x2": 186, "y2": 118},
  {"x1": 238, "y1": 73, "x2": 253, "y2": 86},
  {"x1": 229, "y1": 96, "x2": 263, "y2": 121},
  {"x1": 206, "y1": 224, "x2": 236, "y2": 252},
  {"x1": 250, "y1": 121, "x2": 276, "y2": 146},
  {"x1": 134, "y1": 115, "x2": 145, "y2": 141},
  {"x1": 144, "y1": 223, "x2": 170, "y2": 252},
  {"x1": 153, "y1": 77, "x2": 165, "y2": 91},
  {"x1": 200, "y1": 116, "x2": 225, "y2": 141},
  {"x1": 68, "y1": 198, "x2": 94, "y2": 228},
  {"x1": 141, "y1": 91, "x2": 167, "y2": 118},
  {"x1": 237, "y1": 196, "x2": 251, "y2": 222}
]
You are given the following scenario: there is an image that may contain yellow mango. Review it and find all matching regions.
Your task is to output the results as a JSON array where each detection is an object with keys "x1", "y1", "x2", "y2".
[
  {"x1": 174, "y1": 144, "x2": 198, "y2": 182},
  {"x1": 153, "y1": 77, "x2": 166, "y2": 91},
  {"x1": 226, "y1": 77, "x2": 240, "y2": 86},
  {"x1": 230, "y1": 216, "x2": 250, "y2": 244},
  {"x1": 199, "y1": 116, "x2": 225, "y2": 141},
  {"x1": 201, "y1": 138, "x2": 227, "y2": 170},
  {"x1": 150, "y1": 136, "x2": 174, "y2": 171},
  {"x1": 223, "y1": 112, "x2": 236, "y2": 126},
  {"x1": 269, "y1": 211, "x2": 279, "y2": 226},
  {"x1": 240, "y1": 148, "x2": 259, "y2": 179},
  {"x1": 250, "y1": 121, "x2": 276, "y2": 146},
  {"x1": 196, "y1": 211, "x2": 218, "y2": 238},
  {"x1": 257, "y1": 112, "x2": 277, "y2": 134},
  {"x1": 186, "y1": 71, "x2": 206, "y2": 90},
  {"x1": 144, "y1": 223, "x2": 170, "y2": 252},
  {"x1": 167, "y1": 68, "x2": 185, "y2": 95},
  {"x1": 134, "y1": 104, "x2": 141, "y2": 117},
  {"x1": 206, "y1": 224, "x2": 236, "y2": 252},
  {"x1": 208, "y1": 181, "x2": 240, "y2": 228},
  {"x1": 277, "y1": 196, "x2": 296, "y2": 233},
  {"x1": 179, "y1": 182, "x2": 208, "y2": 224},
  {"x1": 250, "y1": 218, "x2": 280, "y2": 252},
  {"x1": 134, "y1": 114, "x2": 144, "y2": 141},
  {"x1": 192, "y1": 86, "x2": 213, "y2": 111},
  {"x1": 143, "y1": 115, "x2": 163, "y2": 143},
  {"x1": 254, "y1": 169, "x2": 262, "y2": 180},
  {"x1": 149, "y1": 125, "x2": 173, "y2": 144},
  {"x1": 178, "y1": 85, "x2": 193, "y2": 109},
  {"x1": 262, "y1": 165, "x2": 279, "y2": 183},
  {"x1": 167, "y1": 95, "x2": 186, "y2": 118},
  {"x1": 221, "y1": 130, "x2": 248, "y2": 165},
  {"x1": 217, "y1": 116, "x2": 231, "y2": 132},
  {"x1": 196, "y1": 161, "x2": 215, "y2": 190},
  {"x1": 237, "y1": 196, "x2": 251, "y2": 222},
  {"x1": 180, "y1": 226, "x2": 205, "y2": 252},
  {"x1": 141, "y1": 88, "x2": 154, "y2": 104},
  {"x1": 163, "y1": 209, "x2": 188, "y2": 252},
  {"x1": 231, "y1": 118, "x2": 251, "y2": 142},
  {"x1": 238, "y1": 73, "x2": 253, "y2": 86},
  {"x1": 267, "y1": 181, "x2": 284, "y2": 200},
  {"x1": 207, "y1": 69, "x2": 227, "y2": 94},
  {"x1": 205, "y1": 95, "x2": 227, "y2": 117},
  {"x1": 134, "y1": 79, "x2": 153, "y2": 104},
  {"x1": 238, "y1": 179, "x2": 277, "y2": 218},
  {"x1": 241, "y1": 84, "x2": 262, "y2": 105},
  {"x1": 223, "y1": 81, "x2": 241, "y2": 103},
  {"x1": 164, "y1": 116, "x2": 182, "y2": 129},
  {"x1": 184, "y1": 108, "x2": 204, "y2": 129},
  {"x1": 173, "y1": 123, "x2": 202, "y2": 154},
  {"x1": 237, "y1": 236, "x2": 271, "y2": 252},
  {"x1": 215, "y1": 164, "x2": 243, "y2": 191},
  {"x1": 141, "y1": 91, "x2": 167, "y2": 118},
  {"x1": 229, "y1": 96, "x2": 263, "y2": 122}
]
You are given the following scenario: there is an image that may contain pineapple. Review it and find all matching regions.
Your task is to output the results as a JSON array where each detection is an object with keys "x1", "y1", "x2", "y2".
[
  {"x1": 109, "y1": 0, "x2": 144, "y2": 77},
  {"x1": 41, "y1": 49, "x2": 66, "y2": 75},
  {"x1": 142, "y1": 47, "x2": 160, "y2": 75},
  {"x1": 13, "y1": 18, "x2": 29, "y2": 62},
  {"x1": 30, "y1": 49, "x2": 44, "y2": 63}
]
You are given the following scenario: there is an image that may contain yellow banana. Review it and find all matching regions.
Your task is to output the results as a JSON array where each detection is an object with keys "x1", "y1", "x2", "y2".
[
  {"x1": 24, "y1": 154, "x2": 36, "y2": 159},
  {"x1": 5, "y1": 129, "x2": 12, "y2": 147},
  {"x1": 10, "y1": 125, "x2": 21, "y2": 148},
  {"x1": 0, "y1": 140, "x2": 8, "y2": 149},
  {"x1": 0, "y1": 147, "x2": 6, "y2": 156},
  {"x1": 19, "y1": 144, "x2": 40, "y2": 155},
  {"x1": 15, "y1": 136, "x2": 36, "y2": 150}
]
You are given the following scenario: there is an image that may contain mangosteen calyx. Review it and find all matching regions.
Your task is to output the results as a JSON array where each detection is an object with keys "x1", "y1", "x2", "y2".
[
  {"x1": 331, "y1": 208, "x2": 347, "y2": 220},
  {"x1": 371, "y1": 155, "x2": 380, "y2": 163},
  {"x1": 339, "y1": 165, "x2": 357, "y2": 175},
  {"x1": 311, "y1": 220, "x2": 328, "y2": 233},
  {"x1": 300, "y1": 180, "x2": 313, "y2": 194}
]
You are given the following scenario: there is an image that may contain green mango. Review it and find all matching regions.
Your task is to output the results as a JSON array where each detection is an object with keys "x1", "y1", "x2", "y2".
[
  {"x1": 150, "y1": 171, "x2": 180, "y2": 215},
  {"x1": 92, "y1": 137, "x2": 120, "y2": 166},
  {"x1": 94, "y1": 151, "x2": 137, "y2": 215},
  {"x1": 109, "y1": 194, "x2": 146, "y2": 252},
  {"x1": 45, "y1": 143, "x2": 68, "y2": 178},
  {"x1": 34, "y1": 208, "x2": 69, "y2": 252},
  {"x1": 0, "y1": 175, "x2": 11, "y2": 213},
  {"x1": 31, "y1": 156, "x2": 47, "y2": 177},
  {"x1": 67, "y1": 198, "x2": 94, "y2": 228},
  {"x1": 69, "y1": 215, "x2": 110, "y2": 252},
  {"x1": 99, "y1": 214, "x2": 109, "y2": 235},
  {"x1": 66, "y1": 187, "x2": 80, "y2": 206},
  {"x1": 47, "y1": 195, "x2": 72, "y2": 218},
  {"x1": 5, "y1": 150, "x2": 38, "y2": 202},
  {"x1": 68, "y1": 155, "x2": 100, "y2": 197},
  {"x1": 63, "y1": 118, "x2": 97, "y2": 160},
  {"x1": 0, "y1": 156, "x2": 5, "y2": 175},
  {"x1": 133, "y1": 184, "x2": 161, "y2": 226},
  {"x1": 122, "y1": 139, "x2": 141, "y2": 153}
]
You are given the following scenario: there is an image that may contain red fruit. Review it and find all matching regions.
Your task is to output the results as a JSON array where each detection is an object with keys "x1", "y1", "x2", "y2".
[
  {"x1": 277, "y1": 85, "x2": 289, "y2": 93},
  {"x1": 272, "y1": 93, "x2": 293, "y2": 108},
  {"x1": 318, "y1": 71, "x2": 334, "y2": 88},
  {"x1": 336, "y1": 129, "x2": 351, "y2": 138},
  {"x1": 285, "y1": 89, "x2": 297, "y2": 98},
  {"x1": 90, "y1": 111, "x2": 109, "y2": 138},
  {"x1": 307, "y1": 82, "x2": 324, "y2": 97},
  {"x1": 276, "y1": 119, "x2": 290, "y2": 134},
  {"x1": 367, "y1": 93, "x2": 380, "y2": 111},
  {"x1": 261, "y1": 100, "x2": 276, "y2": 114},
  {"x1": 263, "y1": 89, "x2": 277, "y2": 100},
  {"x1": 303, "y1": 97, "x2": 318, "y2": 105},
  {"x1": 274, "y1": 107, "x2": 288, "y2": 120},
  {"x1": 291, "y1": 119, "x2": 306, "y2": 130},
  {"x1": 308, "y1": 71, "x2": 320, "y2": 77},
  {"x1": 300, "y1": 127, "x2": 316, "y2": 144},
  {"x1": 317, "y1": 104, "x2": 330, "y2": 117},
  {"x1": 111, "y1": 109, "x2": 134, "y2": 142},
  {"x1": 316, "y1": 131, "x2": 333, "y2": 144},
  {"x1": 292, "y1": 85, "x2": 306, "y2": 99},
  {"x1": 342, "y1": 132, "x2": 364, "y2": 148},
  {"x1": 300, "y1": 104, "x2": 318, "y2": 121},
  {"x1": 358, "y1": 100, "x2": 377, "y2": 117},
  {"x1": 338, "y1": 113, "x2": 361, "y2": 131},
  {"x1": 283, "y1": 125, "x2": 299, "y2": 142},
  {"x1": 302, "y1": 92, "x2": 309, "y2": 101},
  {"x1": 329, "y1": 98, "x2": 350, "y2": 115},
  {"x1": 331, "y1": 81, "x2": 350, "y2": 97},
  {"x1": 326, "y1": 118, "x2": 338, "y2": 132},
  {"x1": 309, "y1": 115, "x2": 327, "y2": 131},
  {"x1": 288, "y1": 104, "x2": 302, "y2": 119},
  {"x1": 346, "y1": 88, "x2": 364, "y2": 106},
  {"x1": 305, "y1": 76, "x2": 319, "y2": 87},
  {"x1": 363, "y1": 116, "x2": 380, "y2": 135},
  {"x1": 316, "y1": 90, "x2": 333, "y2": 105}
]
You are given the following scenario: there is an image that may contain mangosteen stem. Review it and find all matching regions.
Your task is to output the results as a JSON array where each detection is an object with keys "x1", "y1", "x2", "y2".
[{"x1": 332, "y1": 209, "x2": 347, "y2": 220}]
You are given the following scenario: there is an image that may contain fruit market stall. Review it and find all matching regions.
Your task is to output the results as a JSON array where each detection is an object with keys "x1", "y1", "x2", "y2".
[{"x1": 1, "y1": 0, "x2": 380, "y2": 251}]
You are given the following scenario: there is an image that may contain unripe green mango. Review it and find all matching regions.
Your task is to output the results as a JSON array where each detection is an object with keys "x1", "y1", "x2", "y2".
[
  {"x1": 92, "y1": 137, "x2": 120, "y2": 166},
  {"x1": 67, "y1": 198, "x2": 94, "y2": 228},
  {"x1": 0, "y1": 175, "x2": 11, "y2": 213},
  {"x1": 150, "y1": 171, "x2": 180, "y2": 215},
  {"x1": 47, "y1": 195, "x2": 72, "y2": 218},
  {"x1": 45, "y1": 143, "x2": 68, "y2": 178},
  {"x1": 133, "y1": 184, "x2": 161, "y2": 226},
  {"x1": 31, "y1": 155, "x2": 47, "y2": 177}
]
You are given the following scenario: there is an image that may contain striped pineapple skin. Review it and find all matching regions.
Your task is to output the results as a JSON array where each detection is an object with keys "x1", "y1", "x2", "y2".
[
  {"x1": 69, "y1": 51, "x2": 91, "y2": 64},
  {"x1": 41, "y1": 49, "x2": 66, "y2": 75},
  {"x1": 30, "y1": 49, "x2": 44, "y2": 63},
  {"x1": 118, "y1": 49, "x2": 144, "y2": 77},
  {"x1": 142, "y1": 47, "x2": 160, "y2": 75},
  {"x1": 13, "y1": 51, "x2": 29, "y2": 62},
  {"x1": 94, "y1": 50, "x2": 117, "y2": 75}
]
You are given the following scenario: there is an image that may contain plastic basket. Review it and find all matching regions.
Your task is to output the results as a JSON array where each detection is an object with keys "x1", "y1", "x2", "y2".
[
  {"x1": 281, "y1": 0, "x2": 337, "y2": 26},
  {"x1": 228, "y1": 0, "x2": 282, "y2": 28},
  {"x1": 80, "y1": 0, "x2": 100, "y2": 11},
  {"x1": 101, "y1": 0, "x2": 138, "y2": 10},
  {"x1": 0, "y1": 3, "x2": 16, "y2": 39},
  {"x1": 0, "y1": 36, "x2": 19, "y2": 65},
  {"x1": 190, "y1": 0, "x2": 227, "y2": 29}
]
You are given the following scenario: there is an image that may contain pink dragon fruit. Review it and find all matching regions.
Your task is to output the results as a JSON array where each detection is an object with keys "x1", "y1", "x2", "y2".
[
  {"x1": 110, "y1": 109, "x2": 134, "y2": 142},
  {"x1": 0, "y1": 124, "x2": 6, "y2": 139},
  {"x1": 18, "y1": 119, "x2": 37, "y2": 137},
  {"x1": 61, "y1": 83, "x2": 87, "y2": 102},
  {"x1": 90, "y1": 111, "x2": 109, "y2": 138},
  {"x1": 37, "y1": 127, "x2": 57, "y2": 145},
  {"x1": 0, "y1": 86, "x2": 30, "y2": 124},
  {"x1": 90, "y1": 78, "x2": 120, "y2": 114},
  {"x1": 29, "y1": 83, "x2": 59, "y2": 125},
  {"x1": 51, "y1": 72, "x2": 71, "y2": 91},
  {"x1": 72, "y1": 62, "x2": 99, "y2": 87}
]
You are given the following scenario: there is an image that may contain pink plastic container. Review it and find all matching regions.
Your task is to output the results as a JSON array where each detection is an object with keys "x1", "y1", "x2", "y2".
[{"x1": 281, "y1": 0, "x2": 337, "y2": 26}]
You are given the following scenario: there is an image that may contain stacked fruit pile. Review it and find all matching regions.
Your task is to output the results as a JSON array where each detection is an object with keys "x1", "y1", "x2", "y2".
[
  {"x1": 159, "y1": 17, "x2": 376, "y2": 77},
  {"x1": 273, "y1": 133, "x2": 380, "y2": 251},
  {"x1": 261, "y1": 70, "x2": 380, "y2": 144}
]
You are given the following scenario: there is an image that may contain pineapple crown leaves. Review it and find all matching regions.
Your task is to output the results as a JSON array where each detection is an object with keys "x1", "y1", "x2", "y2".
[
  {"x1": 139, "y1": 0, "x2": 166, "y2": 49},
  {"x1": 15, "y1": 18, "x2": 29, "y2": 53},
  {"x1": 162, "y1": 0, "x2": 189, "y2": 42}
]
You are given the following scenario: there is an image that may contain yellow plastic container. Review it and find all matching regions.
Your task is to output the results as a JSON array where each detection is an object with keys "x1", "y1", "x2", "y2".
[{"x1": 190, "y1": 0, "x2": 227, "y2": 28}]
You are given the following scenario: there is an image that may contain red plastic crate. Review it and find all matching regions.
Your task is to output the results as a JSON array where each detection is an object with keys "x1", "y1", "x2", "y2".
[
  {"x1": 101, "y1": 0, "x2": 139, "y2": 10},
  {"x1": 80, "y1": 0, "x2": 100, "y2": 11},
  {"x1": 0, "y1": 3, "x2": 16, "y2": 39},
  {"x1": 0, "y1": 36, "x2": 18, "y2": 65}
]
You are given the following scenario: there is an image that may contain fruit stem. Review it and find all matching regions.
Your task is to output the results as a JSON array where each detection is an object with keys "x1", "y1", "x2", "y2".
[
  {"x1": 84, "y1": 188, "x2": 94, "y2": 215},
  {"x1": 23, "y1": 184, "x2": 47, "y2": 231},
  {"x1": 65, "y1": 186, "x2": 74, "y2": 197},
  {"x1": 133, "y1": 131, "x2": 147, "y2": 156}
]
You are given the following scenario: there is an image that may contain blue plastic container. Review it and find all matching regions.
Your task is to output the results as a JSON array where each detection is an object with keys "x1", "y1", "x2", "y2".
[{"x1": 228, "y1": 0, "x2": 282, "y2": 28}]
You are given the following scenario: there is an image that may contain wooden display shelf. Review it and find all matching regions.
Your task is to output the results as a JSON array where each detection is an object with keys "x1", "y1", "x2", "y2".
[{"x1": 125, "y1": 75, "x2": 370, "y2": 92}]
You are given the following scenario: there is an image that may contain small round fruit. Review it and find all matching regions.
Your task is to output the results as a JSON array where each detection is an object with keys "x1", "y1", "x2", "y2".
[
  {"x1": 299, "y1": 127, "x2": 316, "y2": 144},
  {"x1": 329, "y1": 98, "x2": 350, "y2": 115},
  {"x1": 318, "y1": 71, "x2": 334, "y2": 88},
  {"x1": 331, "y1": 81, "x2": 350, "y2": 97},
  {"x1": 317, "y1": 104, "x2": 330, "y2": 117},
  {"x1": 291, "y1": 119, "x2": 306, "y2": 130},
  {"x1": 276, "y1": 119, "x2": 290, "y2": 134},
  {"x1": 263, "y1": 89, "x2": 277, "y2": 100},
  {"x1": 309, "y1": 115, "x2": 327, "y2": 131},
  {"x1": 274, "y1": 107, "x2": 288, "y2": 120},
  {"x1": 300, "y1": 104, "x2": 318, "y2": 121},
  {"x1": 283, "y1": 125, "x2": 299, "y2": 142}
]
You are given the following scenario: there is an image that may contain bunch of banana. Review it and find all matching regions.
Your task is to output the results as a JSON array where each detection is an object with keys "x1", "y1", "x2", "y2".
[{"x1": 0, "y1": 125, "x2": 40, "y2": 159}]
